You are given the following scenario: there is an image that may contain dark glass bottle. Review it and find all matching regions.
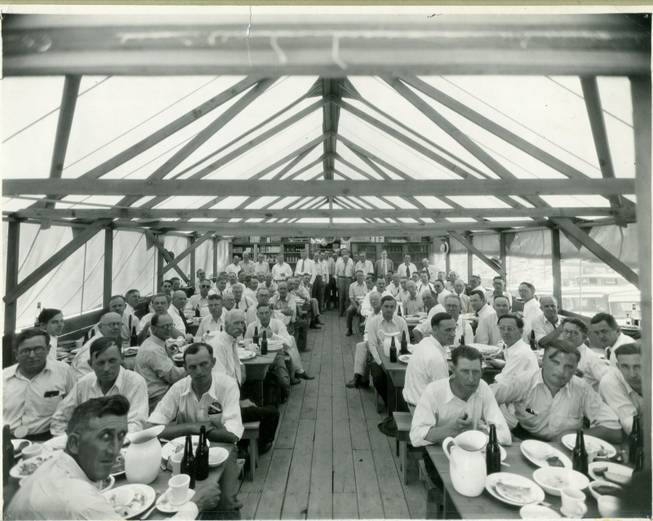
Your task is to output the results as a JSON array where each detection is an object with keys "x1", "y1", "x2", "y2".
[
  {"x1": 629, "y1": 414, "x2": 644, "y2": 470},
  {"x1": 180, "y1": 434, "x2": 196, "y2": 488},
  {"x1": 3, "y1": 425, "x2": 14, "y2": 482},
  {"x1": 572, "y1": 429, "x2": 588, "y2": 477},
  {"x1": 530, "y1": 330, "x2": 537, "y2": 351},
  {"x1": 397, "y1": 304, "x2": 402, "y2": 317},
  {"x1": 400, "y1": 330, "x2": 409, "y2": 355},
  {"x1": 261, "y1": 330, "x2": 268, "y2": 355},
  {"x1": 129, "y1": 326, "x2": 138, "y2": 347},
  {"x1": 390, "y1": 336, "x2": 398, "y2": 363},
  {"x1": 195, "y1": 305, "x2": 201, "y2": 318},
  {"x1": 253, "y1": 326, "x2": 259, "y2": 346},
  {"x1": 194, "y1": 426, "x2": 209, "y2": 481},
  {"x1": 459, "y1": 334, "x2": 466, "y2": 347},
  {"x1": 486, "y1": 424, "x2": 501, "y2": 474}
]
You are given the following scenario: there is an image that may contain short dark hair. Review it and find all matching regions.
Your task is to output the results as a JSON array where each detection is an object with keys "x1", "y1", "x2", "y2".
[
  {"x1": 469, "y1": 289, "x2": 486, "y2": 301},
  {"x1": 492, "y1": 276, "x2": 505, "y2": 282},
  {"x1": 497, "y1": 313, "x2": 524, "y2": 329},
  {"x1": 183, "y1": 342, "x2": 213, "y2": 364},
  {"x1": 451, "y1": 345, "x2": 482, "y2": 365},
  {"x1": 562, "y1": 317, "x2": 589, "y2": 335},
  {"x1": 615, "y1": 342, "x2": 640, "y2": 357},
  {"x1": 431, "y1": 312, "x2": 453, "y2": 328},
  {"x1": 125, "y1": 289, "x2": 139, "y2": 299},
  {"x1": 257, "y1": 303, "x2": 271, "y2": 311},
  {"x1": 109, "y1": 295, "x2": 125, "y2": 303},
  {"x1": 66, "y1": 395, "x2": 130, "y2": 436},
  {"x1": 381, "y1": 295, "x2": 396, "y2": 306},
  {"x1": 520, "y1": 281, "x2": 536, "y2": 293},
  {"x1": 544, "y1": 339, "x2": 581, "y2": 362},
  {"x1": 89, "y1": 337, "x2": 121, "y2": 361},
  {"x1": 590, "y1": 312, "x2": 619, "y2": 330},
  {"x1": 37, "y1": 308, "x2": 62, "y2": 325},
  {"x1": 150, "y1": 313, "x2": 170, "y2": 327},
  {"x1": 15, "y1": 328, "x2": 50, "y2": 351},
  {"x1": 208, "y1": 294, "x2": 222, "y2": 302}
]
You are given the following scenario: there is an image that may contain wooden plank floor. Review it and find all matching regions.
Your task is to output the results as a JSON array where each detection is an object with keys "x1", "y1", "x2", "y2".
[{"x1": 240, "y1": 311, "x2": 427, "y2": 519}]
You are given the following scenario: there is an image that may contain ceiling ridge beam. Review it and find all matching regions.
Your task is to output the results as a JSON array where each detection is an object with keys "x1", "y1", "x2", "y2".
[{"x1": 322, "y1": 78, "x2": 344, "y2": 180}]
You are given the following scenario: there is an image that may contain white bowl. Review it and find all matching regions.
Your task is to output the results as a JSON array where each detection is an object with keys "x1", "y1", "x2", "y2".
[
  {"x1": 588, "y1": 479, "x2": 622, "y2": 502},
  {"x1": 21, "y1": 444, "x2": 43, "y2": 459},
  {"x1": 532, "y1": 467, "x2": 589, "y2": 496},
  {"x1": 520, "y1": 504, "x2": 561, "y2": 519},
  {"x1": 588, "y1": 461, "x2": 633, "y2": 485}
]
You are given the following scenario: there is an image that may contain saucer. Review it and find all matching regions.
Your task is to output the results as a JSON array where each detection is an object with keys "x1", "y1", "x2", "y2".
[{"x1": 156, "y1": 488, "x2": 196, "y2": 513}]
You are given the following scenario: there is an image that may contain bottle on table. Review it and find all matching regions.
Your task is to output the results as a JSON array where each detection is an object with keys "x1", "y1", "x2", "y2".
[
  {"x1": 486, "y1": 423, "x2": 501, "y2": 475},
  {"x1": 253, "y1": 326, "x2": 259, "y2": 347},
  {"x1": 628, "y1": 414, "x2": 644, "y2": 470},
  {"x1": 180, "y1": 434, "x2": 196, "y2": 489},
  {"x1": 261, "y1": 330, "x2": 268, "y2": 355},
  {"x1": 459, "y1": 334, "x2": 466, "y2": 348},
  {"x1": 129, "y1": 326, "x2": 138, "y2": 347},
  {"x1": 397, "y1": 304, "x2": 402, "y2": 317},
  {"x1": 194, "y1": 426, "x2": 209, "y2": 481},
  {"x1": 572, "y1": 429, "x2": 588, "y2": 477},
  {"x1": 3, "y1": 425, "x2": 14, "y2": 482},
  {"x1": 390, "y1": 336, "x2": 398, "y2": 363},
  {"x1": 195, "y1": 306, "x2": 201, "y2": 319},
  {"x1": 529, "y1": 330, "x2": 537, "y2": 351},
  {"x1": 400, "y1": 330, "x2": 409, "y2": 355}
]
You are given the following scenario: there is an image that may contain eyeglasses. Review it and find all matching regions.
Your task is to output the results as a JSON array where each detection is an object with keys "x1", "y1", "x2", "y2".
[
  {"x1": 156, "y1": 323, "x2": 175, "y2": 329},
  {"x1": 17, "y1": 345, "x2": 47, "y2": 356}
]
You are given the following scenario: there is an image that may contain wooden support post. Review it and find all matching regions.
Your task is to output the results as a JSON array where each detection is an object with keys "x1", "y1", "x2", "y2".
[
  {"x1": 551, "y1": 227, "x2": 562, "y2": 307},
  {"x1": 630, "y1": 74, "x2": 651, "y2": 475},
  {"x1": 445, "y1": 245, "x2": 451, "y2": 275},
  {"x1": 212, "y1": 236, "x2": 218, "y2": 278},
  {"x1": 466, "y1": 234, "x2": 474, "y2": 280},
  {"x1": 499, "y1": 233, "x2": 508, "y2": 282},
  {"x1": 450, "y1": 231, "x2": 502, "y2": 275},
  {"x1": 3, "y1": 218, "x2": 20, "y2": 367},
  {"x1": 189, "y1": 235, "x2": 196, "y2": 287},
  {"x1": 162, "y1": 232, "x2": 213, "y2": 276},
  {"x1": 145, "y1": 230, "x2": 190, "y2": 284},
  {"x1": 103, "y1": 226, "x2": 113, "y2": 309},
  {"x1": 156, "y1": 247, "x2": 164, "y2": 290}
]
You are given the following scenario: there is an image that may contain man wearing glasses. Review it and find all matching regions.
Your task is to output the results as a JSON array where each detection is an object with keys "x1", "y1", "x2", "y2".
[
  {"x1": 3, "y1": 328, "x2": 74, "y2": 440},
  {"x1": 189, "y1": 280, "x2": 213, "y2": 317}
]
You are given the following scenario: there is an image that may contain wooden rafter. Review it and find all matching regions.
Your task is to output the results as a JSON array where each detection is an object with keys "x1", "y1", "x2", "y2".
[
  {"x1": 162, "y1": 231, "x2": 214, "y2": 274},
  {"x1": 449, "y1": 231, "x2": 503, "y2": 275},
  {"x1": 143, "y1": 230, "x2": 190, "y2": 284},
  {"x1": 322, "y1": 78, "x2": 345, "y2": 181}
]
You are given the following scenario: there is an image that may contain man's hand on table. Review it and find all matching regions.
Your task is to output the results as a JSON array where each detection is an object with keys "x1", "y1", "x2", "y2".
[
  {"x1": 193, "y1": 480, "x2": 221, "y2": 511},
  {"x1": 487, "y1": 357, "x2": 506, "y2": 369}
]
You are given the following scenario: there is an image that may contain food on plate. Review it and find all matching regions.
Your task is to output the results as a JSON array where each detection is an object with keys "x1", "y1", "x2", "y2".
[
  {"x1": 545, "y1": 455, "x2": 565, "y2": 468},
  {"x1": 542, "y1": 474, "x2": 569, "y2": 489},
  {"x1": 496, "y1": 480, "x2": 533, "y2": 502},
  {"x1": 593, "y1": 484, "x2": 621, "y2": 496}
]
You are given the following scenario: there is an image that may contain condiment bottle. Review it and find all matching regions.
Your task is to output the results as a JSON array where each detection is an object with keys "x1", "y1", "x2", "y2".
[
  {"x1": 261, "y1": 330, "x2": 268, "y2": 355},
  {"x1": 399, "y1": 330, "x2": 409, "y2": 355}
]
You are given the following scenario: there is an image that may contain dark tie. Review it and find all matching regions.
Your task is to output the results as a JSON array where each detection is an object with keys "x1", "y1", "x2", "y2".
[
  {"x1": 300, "y1": 260, "x2": 304, "y2": 272},
  {"x1": 235, "y1": 301, "x2": 239, "y2": 309},
  {"x1": 426, "y1": 267, "x2": 430, "y2": 280},
  {"x1": 180, "y1": 310, "x2": 190, "y2": 330},
  {"x1": 406, "y1": 264, "x2": 410, "y2": 278}
]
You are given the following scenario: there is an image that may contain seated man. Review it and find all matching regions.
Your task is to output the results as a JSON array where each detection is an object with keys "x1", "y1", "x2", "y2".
[
  {"x1": 108, "y1": 295, "x2": 139, "y2": 344},
  {"x1": 148, "y1": 342, "x2": 241, "y2": 515},
  {"x1": 195, "y1": 293, "x2": 225, "y2": 341},
  {"x1": 432, "y1": 279, "x2": 451, "y2": 307},
  {"x1": 443, "y1": 294, "x2": 474, "y2": 345},
  {"x1": 599, "y1": 342, "x2": 643, "y2": 435},
  {"x1": 487, "y1": 314, "x2": 539, "y2": 383},
  {"x1": 231, "y1": 283, "x2": 255, "y2": 315},
  {"x1": 270, "y1": 281, "x2": 297, "y2": 327},
  {"x1": 560, "y1": 318, "x2": 608, "y2": 391},
  {"x1": 416, "y1": 270, "x2": 434, "y2": 297},
  {"x1": 71, "y1": 312, "x2": 123, "y2": 379},
  {"x1": 386, "y1": 273, "x2": 402, "y2": 299},
  {"x1": 168, "y1": 290, "x2": 194, "y2": 341},
  {"x1": 139, "y1": 293, "x2": 185, "y2": 343},
  {"x1": 299, "y1": 273, "x2": 324, "y2": 328},
  {"x1": 245, "y1": 303, "x2": 313, "y2": 382},
  {"x1": 345, "y1": 270, "x2": 369, "y2": 336},
  {"x1": 189, "y1": 279, "x2": 213, "y2": 317},
  {"x1": 589, "y1": 312, "x2": 633, "y2": 366},
  {"x1": 403, "y1": 312, "x2": 456, "y2": 406},
  {"x1": 51, "y1": 337, "x2": 148, "y2": 435},
  {"x1": 6, "y1": 395, "x2": 221, "y2": 520},
  {"x1": 3, "y1": 329, "x2": 74, "y2": 441},
  {"x1": 469, "y1": 289, "x2": 494, "y2": 335},
  {"x1": 412, "y1": 295, "x2": 446, "y2": 343},
  {"x1": 526, "y1": 296, "x2": 562, "y2": 346},
  {"x1": 345, "y1": 292, "x2": 382, "y2": 389},
  {"x1": 493, "y1": 340, "x2": 622, "y2": 443},
  {"x1": 410, "y1": 345, "x2": 511, "y2": 447},
  {"x1": 474, "y1": 295, "x2": 509, "y2": 346},
  {"x1": 402, "y1": 280, "x2": 424, "y2": 316},
  {"x1": 452, "y1": 278, "x2": 471, "y2": 314},
  {"x1": 244, "y1": 276, "x2": 259, "y2": 302},
  {"x1": 208, "y1": 310, "x2": 280, "y2": 454},
  {"x1": 134, "y1": 313, "x2": 186, "y2": 412}
]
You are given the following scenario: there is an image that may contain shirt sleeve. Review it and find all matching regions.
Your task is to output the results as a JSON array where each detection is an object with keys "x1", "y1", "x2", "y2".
[
  {"x1": 491, "y1": 375, "x2": 524, "y2": 406},
  {"x1": 221, "y1": 379, "x2": 244, "y2": 439},
  {"x1": 366, "y1": 320, "x2": 382, "y2": 365},
  {"x1": 582, "y1": 384, "x2": 622, "y2": 431},
  {"x1": 50, "y1": 383, "x2": 79, "y2": 436},
  {"x1": 148, "y1": 385, "x2": 180, "y2": 425},
  {"x1": 126, "y1": 375, "x2": 150, "y2": 432},
  {"x1": 464, "y1": 323, "x2": 474, "y2": 344},
  {"x1": 409, "y1": 385, "x2": 438, "y2": 447},
  {"x1": 599, "y1": 374, "x2": 637, "y2": 434},
  {"x1": 475, "y1": 316, "x2": 491, "y2": 344},
  {"x1": 150, "y1": 350, "x2": 186, "y2": 385}
]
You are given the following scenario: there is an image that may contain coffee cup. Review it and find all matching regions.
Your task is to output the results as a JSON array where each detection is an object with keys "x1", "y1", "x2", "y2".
[
  {"x1": 21, "y1": 444, "x2": 42, "y2": 459},
  {"x1": 561, "y1": 487, "x2": 587, "y2": 518},
  {"x1": 597, "y1": 495, "x2": 620, "y2": 517},
  {"x1": 168, "y1": 474, "x2": 190, "y2": 505},
  {"x1": 168, "y1": 452, "x2": 184, "y2": 475}
]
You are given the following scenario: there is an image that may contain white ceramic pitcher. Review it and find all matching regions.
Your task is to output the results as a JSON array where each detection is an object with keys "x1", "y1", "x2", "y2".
[
  {"x1": 442, "y1": 430, "x2": 487, "y2": 497},
  {"x1": 125, "y1": 425, "x2": 164, "y2": 484}
]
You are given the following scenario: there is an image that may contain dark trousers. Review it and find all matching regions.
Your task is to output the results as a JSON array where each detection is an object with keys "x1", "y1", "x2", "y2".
[
  {"x1": 313, "y1": 275, "x2": 325, "y2": 311},
  {"x1": 338, "y1": 277, "x2": 352, "y2": 315},
  {"x1": 370, "y1": 362, "x2": 388, "y2": 406},
  {"x1": 327, "y1": 275, "x2": 338, "y2": 308},
  {"x1": 346, "y1": 305, "x2": 362, "y2": 331},
  {"x1": 240, "y1": 405, "x2": 280, "y2": 448}
]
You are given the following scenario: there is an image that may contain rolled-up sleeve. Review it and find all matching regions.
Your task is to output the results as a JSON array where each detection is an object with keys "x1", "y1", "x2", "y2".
[
  {"x1": 148, "y1": 386, "x2": 179, "y2": 425},
  {"x1": 410, "y1": 387, "x2": 437, "y2": 447},
  {"x1": 366, "y1": 320, "x2": 382, "y2": 365},
  {"x1": 583, "y1": 385, "x2": 621, "y2": 431}
]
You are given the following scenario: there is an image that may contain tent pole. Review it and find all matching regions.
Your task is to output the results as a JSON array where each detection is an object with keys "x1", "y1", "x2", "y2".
[
  {"x1": 213, "y1": 237, "x2": 218, "y2": 279},
  {"x1": 189, "y1": 235, "x2": 196, "y2": 287},
  {"x1": 103, "y1": 226, "x2": 113, "y2": 309},
  {"x1": 3, "y1": 218, "x2": 20, "y2": 367},
  {"x1": 551, "y1": 227, "x2": 562, "y2": 308},
  {"x1": 156, "y1": 244, "x2": 164, "y2": 291}
]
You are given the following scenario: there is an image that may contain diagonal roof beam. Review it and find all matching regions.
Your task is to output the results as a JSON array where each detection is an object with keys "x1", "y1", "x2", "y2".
[{"x1": 322, "y1": 78, "x2": 346, "y2": 219}]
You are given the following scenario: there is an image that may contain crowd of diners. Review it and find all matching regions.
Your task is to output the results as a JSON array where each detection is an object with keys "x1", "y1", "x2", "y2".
[{"x1": 1, "y1": 246, "x2": 645, "y2": 519}]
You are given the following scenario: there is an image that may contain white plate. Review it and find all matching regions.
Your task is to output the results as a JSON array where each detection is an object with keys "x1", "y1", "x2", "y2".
[
  {"x1": 11, "y1": 439, "x2": 31, "y2": 457},
  {"x1": 43, "y1": 434, "x2": 67, "y2": 451},
  {"x1": 520, "y1": 440, "x2": 572, "y2": 469},
  {"x1": 161, "y1": 436, "x2": 211, "y2": 461},
  {"x1": 398, "y1": 354, "x2": 412, "y2": 364},
  {"x1": 560, "y1": 434, "x2": 616, "y2": 459},
  {"x1": 238, "y1": 349, "x2": 256, "y2": 360},
  {"x1": 588, "y1": 461, "x2": 633, "y2": 484},
  {"x1": 156, "y1": 488, "x2": 196, "y2": 513},
  {"x1": 532, "y1": 467, "x2": 590, "y2": 496},
  {"x1": 208, "y1": 446, "x2": 230, "y2": 467},
  {"x1": 588, "y1": 479, "x2": 623, "y2": 501},
  {"x1": 103, "y1": 484, "x2": 156, "y2": 519},
  {"x1": 520, "y1": 504, "x2": 561, "y2": 519},
  {"x1": 10, "y1": 451, "x2": 56, "y2": 479},
  {"x1": 486, "y1": 472, "x2": 545, "y2": 507},
  {"x1": 265, "y1": 342, "x2": 283, "y2": 352}
]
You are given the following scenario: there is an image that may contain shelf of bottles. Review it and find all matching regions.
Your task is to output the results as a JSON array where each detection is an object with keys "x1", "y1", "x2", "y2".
[{"x1": 282, "y1": 241, "x2": 308, "y2": 268}]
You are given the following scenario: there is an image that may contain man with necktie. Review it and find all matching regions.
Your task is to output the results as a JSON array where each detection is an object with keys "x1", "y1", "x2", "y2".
[
  {"x1": 397, "y1": 254, "x2": 417, "y2": 279},
  {"x1": 335, "y1": 249, "x2": 355, "y2": 316},
  {"x1": 294, "y1": 249, "x2": 315, "y2": 283},
  {"x1": 374, "y1": 250, "x2": 394, "y2": 279}
]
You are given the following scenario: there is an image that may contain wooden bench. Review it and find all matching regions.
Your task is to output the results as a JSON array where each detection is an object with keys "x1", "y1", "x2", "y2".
[
  {"x1": 242, "y1": 421, "x2": 260, "y2": 481},
  {"x1": 393, "y1": 411, "x2": 413, "y2": 484}
]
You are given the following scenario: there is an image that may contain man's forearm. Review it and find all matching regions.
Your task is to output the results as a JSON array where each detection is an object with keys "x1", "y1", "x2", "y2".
[
  {"x1": 206, "y1": 427, "x2": 239, "y2": 444},
  {"x1": 587, "y1": 426, "x2": 624, "y2": 445},
  {"x1": 424, "y1": 424, "x2": 457, "y2": 444}
]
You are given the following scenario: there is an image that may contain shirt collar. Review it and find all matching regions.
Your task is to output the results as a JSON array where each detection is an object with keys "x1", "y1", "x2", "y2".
[
  {"x1": 12, "y1": 358, "x2": 53, "y2": 380},
  {"x1": 443, "y1": 377, "x2": 480, "y2": 403},
  {"x1": 180, "y1": 375, "x2": 219, "y2": 400},
  {"x1": 93, "y1": 366, "x2": 125, "y2": 394},
  {"x1": 57, "y1": 451, "x2": 93, "y2": 482},
  {"x1": 534, "y1": 369, "x2": 574, "y2": 395}
]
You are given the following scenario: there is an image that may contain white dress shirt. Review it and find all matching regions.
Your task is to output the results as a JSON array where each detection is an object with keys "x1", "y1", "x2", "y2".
[
  {"x1": 195, "y1": 314, "x2": 225, "y2": 341},
  {"x1": 576, "y1": 343, "x2": 609, "y2": 390},
  {"x1": 254, "y1": 261, "x2": 270, "y2": 276},
  {"x1": 120, "y1": 311, "x2": 140, "y2": 343},
  {"x1": 410, "y1": 377, "x2": 511, "y2": 447},
  {"x1": 524, "y1": 312, "x2": 560, "y2": 343},
  {"x1": 521, "y1": 298, "x2": 541, "y2": 331},
  {"x1": 434, "y1": 289, "x2": 451, "y2": 307},
  {"x1": 606, "y1": 332, "x2": 633, "y2": 366},
  {"x1": 403, "y1": 336, "x2": 449, "y2": 405},
  {"x1": 397, "y1": 262, "x2": 418, "y2": 278},
  {"x1": 71, "y1": 333, "x2": 103, "y2": 379},
  {"x1": 188, "y1": 294, "x2": 211, "y2": 317},
  {"x1": 47, "y1": 335, "x2": 58, "y2": 361},
  {"x1": 134, "y1": 335, "x2": 186, "y2": 410},
  {"x1": 335, "y1": 257, "x2": 355, "y2": 278},
  {"x1": 494, "y1": 339, "x2": 539, "y2": 384},
  {"x1": 416, "y1": 281, "x2": 435, "y2": 297},
  {"x1": 415, "y1": 304, "x2": 446, "y2": 337},
  {"x1": 355, "y1": 259, "x2": 374, "y2": 276},
  {"x1": 50, "y1": 367, "x2": 148, "y2": 435},
  {"x1": 207, "y1": 331, "x2": 244, "y2": 385},
  {"x1": 3, "y1": 360, "x2": 74, "y2": 436},
  {"x1": 149, "y1": 374, "x2": 244, "y2": 439},
  {"x1": 387, "y1": 282, "x2": 401, "y2": 298},
  {"x1": 367, "y1": 315, "x2": 410, "y2": 364},
  {"x1": 167, "y1": 304, "x2": 187, "y2": 334},
  {"x1": 474, "y1": 308, "x2": 501, "y2": 346},
  {"x1": 271, "y1": 262, "x2": 293, "y2": 282},
  {"x1": 599, "y1": 366, "x2": 643, "y2": 434},
  {"x1": 294, "y1": 258, "x2": 316, "y2": 283},
  {"x1": 225, "y1": 263, "x2": 242, "y2": 275}
]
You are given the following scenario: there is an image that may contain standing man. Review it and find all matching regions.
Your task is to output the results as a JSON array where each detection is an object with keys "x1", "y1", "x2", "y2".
[
  {"x1": 314, "y1": 251, "x2": 329, "y2": 312},
  {"x1": 420, "y1": 258, "x2": 437, "y2": 283},
  {"x1": 335, "y1": 249, "x2": 355, "y2": 316},
  {"x1": 255, "y1": 253, "x2": 270, "y2": 277},
  {"x1": 518, "y1": 282, "x2": 540, "y2": 332},
  {"x1": 355, "y1": 251, "x2": 374, "y2": 276},
  {"x1": 327, "y1": 252, "x2": 338, "y2": 310},
  {"x1": 374, "y1": 250, "x2": 394, "y2": 280},
  {"x1": 346, "y1": 270, "x2": 369, "y2": 336},
  {"x1": 294, "y1": 249, "x2": 316, "y2": 284},
  {"x1": 271, "y1": 253, "x2": 293, "y2": 283},
  {"x1": 225, "y1": 255, "x2": 242, "y2": 276},
  {"x1": 241, "y1": 252, "x2": 256, "y2": 277},
  {"x1": 397, "y1": 254, "x2": 417, "y2": 279}
]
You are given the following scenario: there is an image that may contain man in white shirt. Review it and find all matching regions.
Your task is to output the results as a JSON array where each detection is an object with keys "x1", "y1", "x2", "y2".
[
  {"x1": 443, "y1": 294, "x2": 474, "y2": 345},
  {"x1": 599, "y1": 342, "x2": 643, "y2": 434},
  {"x1": 453, "y1": 279, "x2": 471, "y2": 313},
  {"x1": 6, "y1": 395, "x2": 222, "y2": 520},
  {"x1": 195, "y1": 294, "x2": 225, "y2": 341},
  {"x1": 225, "y1": 255, "x2": 242, "y2": 275},
  {"x1": 474, "y1": 295, "x2": 509, "y2": 346},
  {"x1": 244, "y1": 276, "x2": 259, "y2": 301},
  {"x1": 124, "y1": 288, "x2": 141, "y2": 317},
  {"x1": 71, "y1": 312, "x2": 123, "y2": 379},
  {"x1": 402, "y1": 280, "x2": 425, "y2": 315},
  {"x1": 215, "y1": 275, "x2": 229, "y2": 296},
  {"x1": 488, "y1": 314, "x2": 538, "y2": 383},
  {"x1": 416, "y1": 270, "x2": 434, "y2": 297},
  {"x1": 374, "y1": 250, "x2": 394, "y2": 279},
  {"x1": 432, "y1": 279, "x2": 451, "y2": 307},
  {"x1": 493, "y1": 340, "x2": 622, "y2": 443},
  {"x1": 313, "y1": 251, "x2": 329, "y2": 312},
  {"x1": 469, "y1": 289, "x2": 494, "y2": 335},
  {"x1": 255, "y1": 253, "x2": 270, "y2": 276},
  {"x1": 122, "y1": 291, "x2": 141, "y2": 339},
  {"x1": 346, "y1": 270, "x2": 369, "y2": 336},
  {"x1": 410, "y1": 345, "x2": 511, "y2": 447},
  {"x1": 589, "y1": 312, "x2": 633, "y2": 366},
  {"x1": 518, "y1": 281, "x2": 540, "y2": 332},
  {"x1": 231, "y1": 283, "x2": 255, "y2": 315},
  {"x1": 355, "y1": 251, "x2": 374, "y2": 276},
  {"x1": 387, "y1": 273, "x2": 402, "y2": 299},
  {"x1": 51, "y1": 338, "x2": 148, "y2": 435},
  {"x1": 168, "y1": 290, "x2": 194, "y2": 339},
  {"x1": 396, "y1": 254, "x2": 417, "y2": 279},
  {"x1": 108, "y1": 295, "x2": 138, "y2": 345},
  {"x1": 346, "y1": 292, "x2": 383, "y2": 389},
  {"x1": 189, "y1": 279, "x2": 213, "y2": 318},
  {"x1": 335, "y1": 249, "x2": 355, "y2": 315},
  {"x1": 527, "y1": 295, "x2": 562, "y2": 346},
  {"x1": 560, "y1": 318, "x2": 609, "y2": 390},
  {"x1": 420, "y1": 258, "x2": 439, "y2": 283},
  {"x1": 294, "y1": 250, "x2": 316, "y2": 283},
  {"x1": 403, "y1": 312, "x2": 456, "y2": 405},
  {"x1": 240, "y1": 252, "x2": 256, "y2": 276},
  {"x1": 485, "y1": 276, "x2": 512, "y2": 308},
  {"x1": 413, "y1": 297, "x2": 446, "y2": 342},
  {"x1": 138, "y1": 293, "x2": 185, "y2": 343},
  {"x1": 271, "y1": 253, "x2": 293, "y2": 283},
  {"x1": 3, "y1": 329, "x2": 74, "y2": 440}
]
